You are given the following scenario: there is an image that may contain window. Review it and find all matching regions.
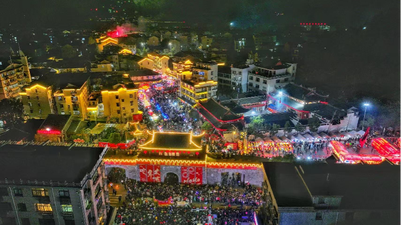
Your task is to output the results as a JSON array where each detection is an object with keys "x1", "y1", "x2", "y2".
[
  {"x1": 239, "y1": 72, "x2": 242, "y2": 75},
  {"x1": 18, "y1": 203, "x2": 27, "y2": 211},
  {"x1": 130, "y1": 101, "x2": 134, "y2": 106},
  {"x1": 256, "y1": 78, "x2": 260, "y2": 82},
  {"x1": 117, "y1": 110, "x2": 120, "y2": 114},
  {"x1": 255, "y1": 85, "x2": 260, "y2": 89},
  {"x1": 38, "y1": 103, "x2": 41, "y2": 107},
  {"x1": 318, "y1": 197, "x2": 325, "y2": 204},
  {"x1": 276, "y1": 80, "x2": 280, "y2": 83},
  {"x1": 129, "y1": 94, "x2": 133, "y2": 98},
  {"x1": 115, "y1": 95, "x2": 119, "y2": 99},
  {"x1": 30, "y1": 109, "x2": 33, "y2": 114},
  {"x1": 35, "y1": 203, "x2": 52, "y2": 212},
  {"x1": 59, "y1": 190, "x2": 69, "y2": 197},
  {"x1": 131, "y1": 109, "x2": 134, "y2": 113},
  {"x1": 61, "y1": 205, "x2": 73, "y2": 213},
  {"x1": 249, "y1": 83, "x2": 253, "y2": 87},
  {"x1": 32, "y1": 188, "x2": 49, "y2": 197},
  {"x1": 315, "y1": 212, "x2": 322, "y2": 220},
  {"x1": 116, "y1": 103, "x2": 120, "y2": 107},
  {"x1": 122, "y1": 107, "x2": 125, "y2": 110},
  {"x1": 36, "y1": 96, "x2": 39, "y2": 100},
  {"x1": 263, "y1": 80, "x2": 267, "y2": 84},
  {"x1": 211, "y1": 71, "x2": 213, "y2": 75},
  {"x1": 249, "y1": 76, "x2": 253, "y2": 80},
  {"x1": 345, "y1": 212, "x2": 354, "y2": 221},
  {"x1": 27, "y1": 96, "x2": 30, "y2": 100},
  {"x1": 121, "y1": 99, "x2": 125, "y2": 102},
  {"x1": 14, "y1": 188, "x2": 23, "y2": 196}
]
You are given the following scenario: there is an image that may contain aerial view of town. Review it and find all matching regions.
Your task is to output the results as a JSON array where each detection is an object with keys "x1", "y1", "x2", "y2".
[{"x1": 0, "y1": 0, "x2": 399, "y2": 225}]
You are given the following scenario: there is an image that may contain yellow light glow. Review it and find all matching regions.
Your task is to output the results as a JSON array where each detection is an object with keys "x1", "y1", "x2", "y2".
[
  {"x1": 26, "y1": 84, "x2": 48, "y2": 91},
  {"x1": 119, "y1": 49, "x2": 133, "y2": 55},
  {"x1": 217, "y1": 63, "x2": 225, "y2": 66},
  {"x1": 19, "y1": 93, "x2": 27, "y2": 95},
  {"x1": 184, "y1": 60, "x2": 193, "y2": 65},
  {"x1": 138, "y1": 58, "x2": 154, "y2": 64}
]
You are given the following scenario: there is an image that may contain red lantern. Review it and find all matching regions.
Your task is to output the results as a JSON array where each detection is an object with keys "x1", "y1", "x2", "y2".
[
  {"x1": 144, "y1": 151, "x2": 147, "y2": 154},
  {"x1": 152, "y1": 150, "x2": 155, "y2": 153},
  {"x1": 195, "y1": 152, "x2": 199, "y2": 156}
]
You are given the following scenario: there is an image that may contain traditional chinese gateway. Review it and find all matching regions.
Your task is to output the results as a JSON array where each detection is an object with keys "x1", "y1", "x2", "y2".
[{"x1": 103, "y1": 131, "x2": 264, "y2": 186}]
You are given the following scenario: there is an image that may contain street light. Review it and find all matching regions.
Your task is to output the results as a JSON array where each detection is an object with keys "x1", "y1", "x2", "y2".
[{"x1": 362, "y1": 103, "x2": 370, "y2": 130}]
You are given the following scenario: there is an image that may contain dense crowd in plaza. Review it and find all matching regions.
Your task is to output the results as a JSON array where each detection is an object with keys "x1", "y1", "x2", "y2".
[
  {"x1": 113, "y1": 179, "x2": 262, "y2": 225},
  {"x1": 140, "y1": 80, "x2": 202, "y2": 134}
]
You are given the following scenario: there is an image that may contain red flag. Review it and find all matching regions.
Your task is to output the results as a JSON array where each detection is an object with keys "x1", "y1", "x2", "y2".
[{"x1": 359, "y1": 127, "x2": 370, "y2": 148}]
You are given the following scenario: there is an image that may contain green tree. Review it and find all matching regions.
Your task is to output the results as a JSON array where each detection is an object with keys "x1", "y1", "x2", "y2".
[
  {"x1": 0, "y1": 99, "x2": 23, "y2": 128},
  {"x1": 88, "y1": 36, "x2": 96, "y2": 45},
  {"x1": 61, "y1": 44, "x2": 76, "y2": 59},
  {"x1": 201, "y1": 121, "x2": 213, "y2": 131},
  {"x1": 284, "y1": 121, "x2": 292, "y2": 133},
  {"x1": 295, "y1": 122, "x2": 305, "y2": 133},
  {"x1": 251, "y1": 115, "x2": 264, "y2": 129},
  {"x1": 308, "y1": 115, "x2": 321, "y2": 132},
  {"x1": 271, "y1": 123, "x2": 280, "y2": 136},
  {"x1": 109, "y1": 133, "x2": 122, "y2": 144}
]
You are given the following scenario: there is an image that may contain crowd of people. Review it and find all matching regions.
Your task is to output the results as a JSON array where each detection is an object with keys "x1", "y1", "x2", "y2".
[
  {"x1": 139, "y1": 80, "x2": 202, "y2": 134},
  {"x1": 113, "y1": 179, "x2": 262, "y2": 225}
]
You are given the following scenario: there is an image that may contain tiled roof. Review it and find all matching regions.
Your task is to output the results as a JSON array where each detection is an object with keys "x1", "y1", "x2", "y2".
[
  {"x1": 140, "y1": 132, "x2": 203, "y2": 151},
  {"x1": 198, "y1": 99, "x2": 242, "y2": 121},
  {"x1": 284, "y1": 83, "x2": 328, "y2": 102}
]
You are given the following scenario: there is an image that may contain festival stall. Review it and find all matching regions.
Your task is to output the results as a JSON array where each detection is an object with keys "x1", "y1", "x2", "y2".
[
  {"x1": 295, "y1": 134, "x2": 306, "y2": 142},
  {"x1": 319, "y1": 133, "x2": 330, "y2": 139},
  {"x1": 303, "y1": 133, "x2": 314, "y2": 142},
  {"x1": 311, "y1": 133, "x2": 322, "y2": 140}
]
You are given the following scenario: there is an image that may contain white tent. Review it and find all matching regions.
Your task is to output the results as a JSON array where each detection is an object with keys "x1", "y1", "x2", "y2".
[
  {"x1": 356, "y1": 130, "x2": 365, "y2": 136},
  {"x1": 288, "y1": 135, "x2": 297, "y2": 142},
  {"x1": 318, "y1": 132, "x2": 330, "y2": 139},
  {"x1": 280, "y1": 136, "x2": 290, "y2": 142},
  {"x1": 296, "y1": 134, "x2": 306, "y2": 141},
  {"x1": 303, "y1": 133, "x2": 314, "y2": 141},
  {"x1": 311, "y1": 133, "x2": 322, "y2": 140},
  {"x1": 272, "y1": 136, "x2": 281, "y2": 143},
  {"x1": 264, "y1": 137, "x2": 273, "y2": 142}
]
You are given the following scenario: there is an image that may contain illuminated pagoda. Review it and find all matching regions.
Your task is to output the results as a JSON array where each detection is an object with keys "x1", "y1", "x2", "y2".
[
  {"x1": 139, "y1": 131, "x2": 204, "y2": 158},
  {"x1": 197, "y1": 98, "x2": 244, "y2": 132},
  {"x1": 103, "y1": 131, "x2": 264, "y2": 186}
]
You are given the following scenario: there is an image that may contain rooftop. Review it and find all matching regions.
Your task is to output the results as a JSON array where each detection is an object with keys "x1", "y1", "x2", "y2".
[
  {"x1": 140, "y1": 132, "x2": 203, "y2": 151},
  {"x1": 303, "y1": 103, "x2": 347, "y2": 121},
  {"x1": 198, "y1": 98, "x2": 243, "y2": 122},
  {"x1": 0, "y1": 119, "x2": 44, "y2": 142},
  {"x1": 0, "y1": 144, "x2": 105, "y2": 184},
  {"x1": 38, "y1": 114, "x2": 71, "y2": 132},
  {"x1": 299, "y1": 163, "x2": 400, "y2": 210},
  {"x1": 263, "y1": 162, "x2": 313, "y2": 207},
  {"x1": 283, "y1": 83, "x2": 328, "y2": 102},
  {"x1": 218, "y1": 66, "x2": 232, "y2": 74}
]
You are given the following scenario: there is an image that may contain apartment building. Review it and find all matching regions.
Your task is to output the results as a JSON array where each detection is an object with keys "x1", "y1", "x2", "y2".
[
  {"x1": 20, "y1": 83, "x2": 55, "y2": 119},
  {"x1": 192, "y1": 61, "x2": 218, "y2": 81},
  {"x1": 248, "y1": 62, "x2": 297, "y2": 93},
  {"x1": 54, "y1": 74, "x2": 91, "y2": 119},
  {"x1": 0, "y1": 52, "x2": 31, "y2": 100},
  {"x1": 101, "y1": 84, "x2": 139, "y2": 123},
  {"x1": 0, "y1": 144, "x2": 108, "y2": 225},
  {"x1": 180, "y1": 80, "x2": 217, "y2": 104},
  {"x1": 231, "y1": 64, "x2": 255, "y2": 93}
]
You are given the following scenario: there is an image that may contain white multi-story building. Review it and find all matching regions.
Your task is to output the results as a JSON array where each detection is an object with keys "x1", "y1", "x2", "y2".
[
  {"x1": 248, "y1": 62, "x2": 297, "y2": 93},
  {"x1": 230, "y1": 64, "x2": 255, "y2": 93}
]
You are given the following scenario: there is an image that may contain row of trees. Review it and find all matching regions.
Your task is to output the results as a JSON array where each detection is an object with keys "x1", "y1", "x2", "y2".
[{"x1": 247, "y1": 115, "x2": 309, "y2": 135}]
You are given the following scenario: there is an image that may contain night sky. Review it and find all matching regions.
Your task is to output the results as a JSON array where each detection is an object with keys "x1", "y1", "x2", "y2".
[{"x1": 0, "y1": 0, "x2": 398, "y2": 29}]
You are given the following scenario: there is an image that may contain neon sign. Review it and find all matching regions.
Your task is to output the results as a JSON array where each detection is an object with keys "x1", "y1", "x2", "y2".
[{"x1": 37, "y1": 130, "x2": 61, "y2": 135}]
